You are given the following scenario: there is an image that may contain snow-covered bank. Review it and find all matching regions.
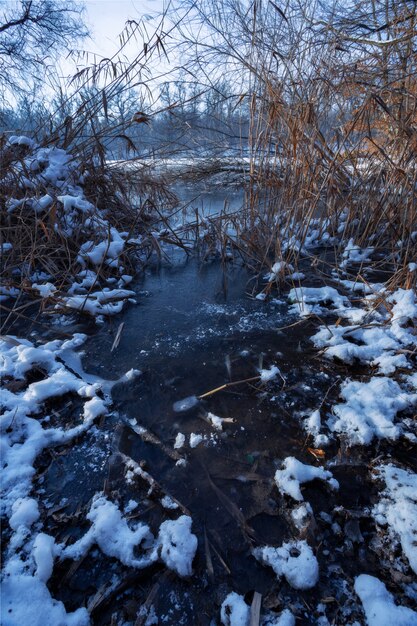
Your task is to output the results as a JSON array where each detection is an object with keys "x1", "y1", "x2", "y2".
[
  {"x1": 1, "y1": 137, "x2": 178, "y2": 322},
  {"x1": 0, "y1": 333, "x2": 198, "y2": 625}
]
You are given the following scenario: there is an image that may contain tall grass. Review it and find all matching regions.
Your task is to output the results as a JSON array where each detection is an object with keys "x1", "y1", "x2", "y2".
[{"x1": 172, "y1": 0, "x2": 417, "y2": 288}]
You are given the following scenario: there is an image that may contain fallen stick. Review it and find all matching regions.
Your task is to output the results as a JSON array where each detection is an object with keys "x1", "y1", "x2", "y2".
[
  {"x1": 121, "y1": 453, "x2": 191, "y2": 516},
  {"x1": 122, "y1": 416, "x2": 184, "y2": 463}
]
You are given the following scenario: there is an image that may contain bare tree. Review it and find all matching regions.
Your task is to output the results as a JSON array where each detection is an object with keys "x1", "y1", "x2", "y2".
[{"x1": 0, "y1": 0, "x2": 88, "y2": 96}]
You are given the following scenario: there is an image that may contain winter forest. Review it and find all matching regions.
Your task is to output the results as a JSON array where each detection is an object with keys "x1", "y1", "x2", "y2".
[{"x1": 1, "y1": 0, "x2": 417, "y2": 624}]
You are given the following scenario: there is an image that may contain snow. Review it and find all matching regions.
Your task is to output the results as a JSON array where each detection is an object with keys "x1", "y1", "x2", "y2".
[
  {"x1": 288, "y1": 286, "x2": 348, "y2": 317},
  {"x1": 189, "y1": 433, "x2": 204, "y2": 448},
  {"x1": 372, "y1": 464, "x2": 417, "y2": 574},
  {"x1": 0, "y1": 335, "x2": 111, "y2": 517},
  {"x1": 341, "y1": 239, "x2": 374, "y2": 269},
  {"x1": 174, "y1": 433, "x2": 186, "y2": 449},
  {"x1": 220, "y1": 592, "x2": 249, "y2": 626},
  {"x1": 330, "y1": 377, "x2": 417, "y2": 445},
  {"x1": 354, "y1": 574, "x2": 417, "y2": 626},
  {"x1": 312, "y1": 322, "x2": 413, "y2": 374},
  {"x1": 253, "y1": 540, "x2": 319, "y2": 589},
  {"x1": 9, "y1": 498, "x2": 39, "y2": 531},
  {"x1": 33, "y1": 533, "x2": 59, "y2": 583},
  {"x1": 8, "y1": 135, "x2": 35, "y2": 148},
  {"x1": 4, "y1": 142, "x2": 142, "y2": 319},
  {"x1": 290, "y1": 502, "x2": 313, "y2": 531},
  {"x1": 154, "y1": 515, "x2": 197, "y2": 577},
  {"x1": 1, "y1": 574, "x2": 90, "y2": 626},
  {"x1": 220, "y1": 594, "x2": 295, "y2": 626},
  {"x1": 262, "y1": 610, "x2": 295, "y2": 626},
  {"x1": 275, "y1": 457, "x2": 339, "y2": 501},
  {"x1": 32, "y1": 283, "x2": 57, "y2": 298},
  {"x1": 161, "y1": 495, "x2": 179, "y2": 510},
  {"x1": 62, "y1": 288, "x2": 135, "y2": 316},
  {"x1": 259, "y1": 364, "x2": 281, "y2": 382},
  {"x1": 62, "y1": 494, "x2": 155, "y2": 568},
  {"x1": 206, "y1": 412, "x2": 226, "y2": 430},
  {"x1": 304, "y1": 409, "x2": 329, "y2": 447}
]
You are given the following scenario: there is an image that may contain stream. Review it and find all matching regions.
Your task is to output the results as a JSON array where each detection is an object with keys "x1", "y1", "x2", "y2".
[{"x1": 5, "y1": 183, "x2": 417, "y2": 625}]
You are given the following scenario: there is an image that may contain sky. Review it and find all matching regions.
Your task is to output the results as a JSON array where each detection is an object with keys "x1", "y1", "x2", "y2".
[{"x1": 81, "y1": 0, "x2": 164, "y2": 60}]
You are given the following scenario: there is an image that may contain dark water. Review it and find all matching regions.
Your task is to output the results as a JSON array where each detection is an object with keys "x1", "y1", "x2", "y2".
[{"x1": 37, "y1": 253, "x2": 373, "y2": 625}]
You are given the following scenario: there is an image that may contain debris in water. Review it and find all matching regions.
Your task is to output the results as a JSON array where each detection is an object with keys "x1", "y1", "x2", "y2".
[{"x1": 173, "y1": 395, "x2": 200, "y2": 413}]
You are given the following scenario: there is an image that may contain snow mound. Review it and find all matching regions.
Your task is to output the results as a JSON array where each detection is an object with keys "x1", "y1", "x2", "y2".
[
  {"x1": 253, "y1": 539, "x2": 319, "y2": 589},
  {"x1": 330, "y1": 377, "x2": 417, "y2": 445},
  {"x1": 62, "y1": 494, "x2": 155, "y2": 568},
  {"x1": 1, "y1": 574, "x2": 90, "y2": 626},
  {"x1": 373, "y1": 464, "x2": 417, "y2": 574},
  {"x1": 274, "y1": 457, "x2": 339, "y2": 502},
  {"x1": 288, "y1": 286, "x2": 347, "y2": 317},
  {"x1": 154, "y1": 515, "x2": 197, "y2": 577},
  {"x1": 220, "y1": 592, "x2": 249, "y2": 626},
  {"x1": 355, "y1": 574, "x2": 417, "y2": 626}
]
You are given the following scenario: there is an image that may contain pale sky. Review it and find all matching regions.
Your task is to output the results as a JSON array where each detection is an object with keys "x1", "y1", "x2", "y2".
[{"x1": 82, "y1": 0, "x2": 164, "y2": 59}]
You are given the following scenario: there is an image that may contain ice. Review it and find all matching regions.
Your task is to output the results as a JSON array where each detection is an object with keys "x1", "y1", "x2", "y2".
[
  {"x1": 330, "y1": 377, "x2": 417, "y2": 445},
  {"x1": 154, "y1": 515, "x2": 197, "y2": 577},
  {"x1": 172, "y1": 395, "x2": 200, "y2": 413},
  {"x1": 253, "y1": 539, "x2": 319, "y2": 589},
  {"x1": 373, "y1": 464, "x2": 417, "y2": 574},
  {"x1": 275, "y1": 457, "x2": 339, "y2": 501},
  {"x1": 355, "y1": 574, "x2": 417, "y2": 626}
]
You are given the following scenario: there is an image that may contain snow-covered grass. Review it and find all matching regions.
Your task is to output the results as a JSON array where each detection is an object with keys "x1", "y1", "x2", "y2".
[{"x1": 0, "y1": 137, "x2": 180, "y2": 324}]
